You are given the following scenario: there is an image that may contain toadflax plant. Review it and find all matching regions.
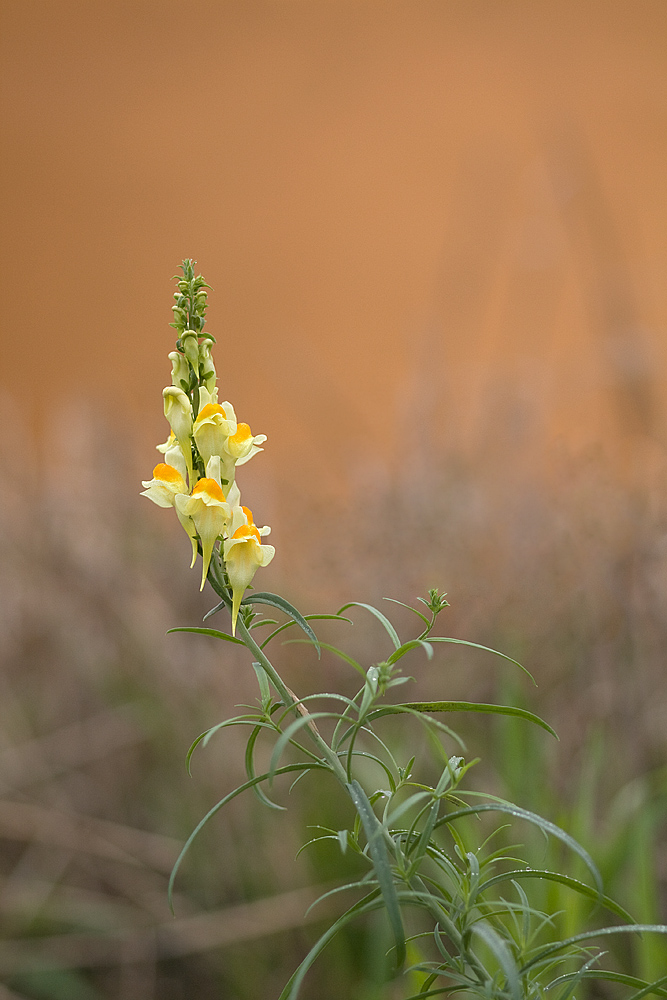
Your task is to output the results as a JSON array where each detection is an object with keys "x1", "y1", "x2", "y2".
[{"x1": 143, "y1": 260, "x2": 667, "y2": 999}]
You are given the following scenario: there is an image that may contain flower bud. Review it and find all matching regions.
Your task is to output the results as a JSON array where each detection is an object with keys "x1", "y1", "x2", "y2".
[
  {"x1": 181, "y1": 329, "x2": 200, "y2": 370},
  {"x1": 163, "y1": 386, "x2": 194, "y2": 485},
  {"x1": 199, "y1": 340, "x2": 216, "y2": 392},
  {"x1": 169, "y1": 351, "x2": 190, "y2": 390}
]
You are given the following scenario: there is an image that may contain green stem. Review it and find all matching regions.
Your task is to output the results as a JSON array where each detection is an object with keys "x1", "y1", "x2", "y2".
[
  {"x1": 215, "y1": 568, "x2": 489, "y2": 985},
  {"x1": 234, "y1": 617, "x2": 349, "y2": 786},
  {"x1": 234, "y1": 617, "x2": 490, "y2": 987}
]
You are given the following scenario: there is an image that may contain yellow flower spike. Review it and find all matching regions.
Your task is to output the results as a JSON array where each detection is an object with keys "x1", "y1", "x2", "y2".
[
  {"x1": 224, "y1": 523, "x2": 275, "y2": 634},
  {"x1": 141, "y1": 463, "x2": 198, "y2": 566},
  {"x1": 193, "y1": 401, "x2": 237, "y2": 468},
  {"x1": 163, "y1": 386, "x2": 194, "y2": 486},
  {"x1": 175, "y1": 478, "x2": 231, "y2": 590}
]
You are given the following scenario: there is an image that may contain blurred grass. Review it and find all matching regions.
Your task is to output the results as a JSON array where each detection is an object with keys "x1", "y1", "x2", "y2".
[{"x1": 0, "y1": 402, "x2": 665, "y2": 998}]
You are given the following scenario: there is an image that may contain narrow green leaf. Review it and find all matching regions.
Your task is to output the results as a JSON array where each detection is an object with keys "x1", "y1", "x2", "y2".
[
  {"x1": 259, "y1": 614, "x2": 352, "y2": 649},
  {"x1": 361, "y1": 705, "x2": 466, "y2": 749},
  {"x1": 242, "y1": 592, "x2": 321, "y2": 656},
  {"x1": 479, "y1": 869, "x2": 634, "y2": 922},
  {"x1": 252, "y1": 661, "x2": 271, "y2": 707},
  {"x1": 279, "y1": 893, "x2": 385, "y2": 1000},
  {"x1": 628, "y1": 974, "x2": 667, "y2": 1000},
  {"x1": 346, "y1": 779, "x2": 406, "y2": 967},
  {"x1": 472, "y1": 921, "x2": 520, "y2": 1000},
  {"x1": 203, "y1": 595, "x2": 231, "y2": 621},
  {"x1": 388, "y1": 701, "x2": 557, "y2": 738},
  {"x1": 555, "y1": 954, "x2": 611, "y2": 1000},
  {"x1": 186, "y1": 716, "x2": 273, "y2": 773},
  {"x1": 428, "y1": 637, "x2": 536, "y2": 684},
  {"x1": 548, "y1": 971, "x2": 667, "y2": 999},
  {"x1": 167, "y1": 626, "x2": 244, "y2": 646},
  {"x1": 383, "y1": 597, "x2": 431, "y2": 626},
  {"x1": 338, "y1": 602, "x2": 401, "y2": 651},
  {"x1": 387, "y1": 639, "x2": 434, "y2": 665},
  {"x1": 520, "y1": 925, "x2": 667, "y2": 975},
  {"x1": 168, "y1": 762, "x2": 328, "y2": 910},
  {"x1": 269, "y1": 712, "x2": 340, "y2": 783},
  {"x1": 434, "y1": 804, "x2": 603, "y2": 896},
  {"x1": 246, "y1": 724, "x2": 286, "y2": 811}
]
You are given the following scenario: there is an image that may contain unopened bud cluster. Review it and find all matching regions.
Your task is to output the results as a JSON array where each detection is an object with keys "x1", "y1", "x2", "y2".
[{"x1": 142, "y1": 260, "x2": 274, "y2": 632}]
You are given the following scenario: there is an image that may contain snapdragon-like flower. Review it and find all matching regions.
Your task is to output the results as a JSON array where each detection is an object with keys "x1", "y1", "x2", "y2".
[
  {"x1": 141, "y1": 462, "x2": 187, "y2": 507},
  {"x1": 175, "y1": 478, "x2": 231, "y2": 590},
  {"x1": 193, "y1": 402, "x2": 237, "y2": 469},
  {"x1": 144, "y1": 260, "x2": 275, "y2": 613},
  {"x1": 140, "y1": 462, "x2": 198, "y2": 565},
  {"x1": 220, "y1": 422, "x2": 267, "y2": 488},
  {"x1": 224, "y1": 505, "x2": 275, "y2": 633}
]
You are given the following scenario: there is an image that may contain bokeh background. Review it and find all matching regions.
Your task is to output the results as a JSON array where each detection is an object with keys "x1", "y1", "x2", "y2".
[{"x1": 1, "y1": 2, "x2": 667, "y2": 997}]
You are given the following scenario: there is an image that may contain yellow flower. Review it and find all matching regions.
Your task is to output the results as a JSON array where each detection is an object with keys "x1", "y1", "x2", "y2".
[
  {"x1": 223, "y1": 514, "x2": 275, "y2": 634},
  {"x1": 221, "y1": 422, "x2": 267, "y2": 488},
  {"x1": 175, "y1": 478, "x2": 231, "y2": 590},
  {"x1": 140, "y1": 463, "x2": 198, "y2": 566},
  {"x1": 141, "y1": 462, "x2": 187, "y2": 507},
  {"x1": 193, "y1": 401, "x2": 237, "y2": 469}
]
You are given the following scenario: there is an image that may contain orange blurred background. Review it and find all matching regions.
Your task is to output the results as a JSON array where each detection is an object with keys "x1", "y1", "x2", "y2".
[
  {"x1": 3, "y1": 1, "x2": 667, "y2": 505},
  {"x1": 2, "y1": 4, "x2": 667, "y2": 992}
]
